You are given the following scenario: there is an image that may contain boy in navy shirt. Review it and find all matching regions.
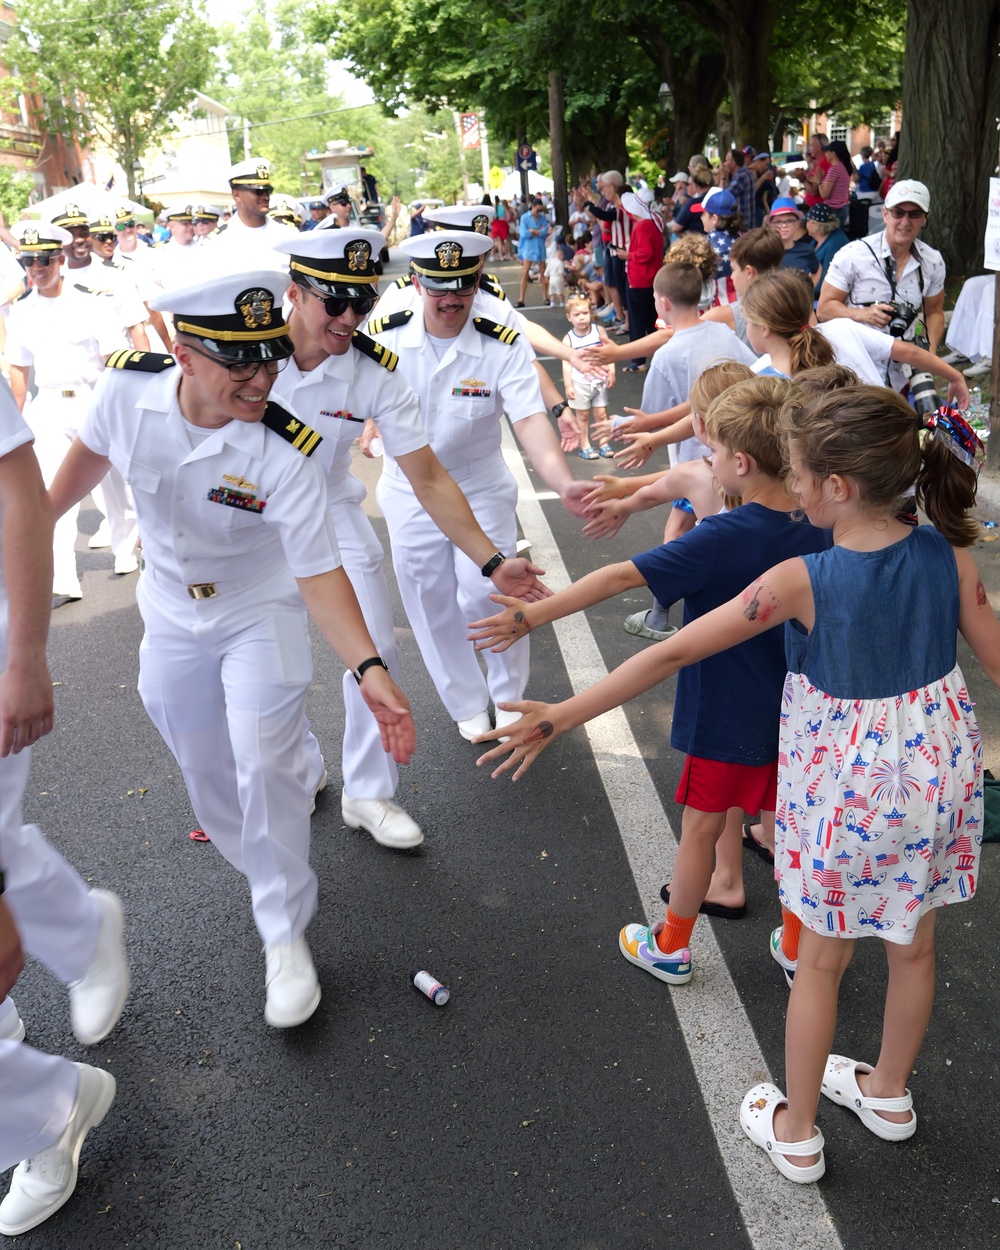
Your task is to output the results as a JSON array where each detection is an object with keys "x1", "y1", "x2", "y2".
[{"x1": 469, "y1": 375, "x2": 831, "y2": 983}]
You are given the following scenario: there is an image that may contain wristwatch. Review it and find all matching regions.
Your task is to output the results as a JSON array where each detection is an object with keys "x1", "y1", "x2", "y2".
[
  {"x1": 480, "y1": 551, "x2": 507, "y2": 578},
  {"x1": 352, "y1": 655, "x2": 389, "y2": 684},
  {"x1": 551, "y1": 400, "x2": 569, "y2": 419}
]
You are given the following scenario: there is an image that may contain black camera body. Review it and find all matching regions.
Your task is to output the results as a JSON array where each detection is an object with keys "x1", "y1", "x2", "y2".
[{"x1": 861, "y1": 299, "x2": 921, "y2": 338}]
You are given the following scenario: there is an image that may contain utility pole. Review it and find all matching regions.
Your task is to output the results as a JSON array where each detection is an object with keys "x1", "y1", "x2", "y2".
[{"x1": 548, "y1": 71, "x2": 567, "y2": 228}]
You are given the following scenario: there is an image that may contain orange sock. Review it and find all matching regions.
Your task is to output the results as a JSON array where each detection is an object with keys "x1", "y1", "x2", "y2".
[
  {"x1": 656, "y1": 908, "x2": 697, "y2": 955},
  {"x1": 780, "y1": 909, "x2": 802, "y2": 961}
]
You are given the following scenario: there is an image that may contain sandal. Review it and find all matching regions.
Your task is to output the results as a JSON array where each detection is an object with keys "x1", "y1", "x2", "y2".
[
  {"x1": 189, "y1": 828, "x2": 210, "y2": 842},
  {"x1": 742, "y1": 818, "x2": 775, "y2": 865},
  {"x1": 821, "y1": 1056, "x2": 917, "y2": 1141},
  {"x1": 597, "y1": 444, "x2": 616, "y2": 458},
  {"x1": 740, "y1": 1083, "x2": 826, "y2": 1183},
  {"x1": 660, "y1": 882, "x2": 747, "y2": 920},
  {"x1": 577, "y1": 447, "x2": 599, "y2": 460}
]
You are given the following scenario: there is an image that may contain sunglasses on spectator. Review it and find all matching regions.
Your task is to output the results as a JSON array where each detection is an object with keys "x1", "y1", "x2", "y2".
[
  {"x1": 886, "y1": 207, "x2": 925, "y2": 220},
  {"x1": 183, "y1": 342, "x2": 289, "y2": 380},
  {"x1": 92, "y1": 232, "x2": 116, "y2": 244},
  {"x1": 305, "y1": 287, "x2": 377, "y2": 317},
  {"x1": 18, "y1": 254, "x2": 55, "y2": 269}
]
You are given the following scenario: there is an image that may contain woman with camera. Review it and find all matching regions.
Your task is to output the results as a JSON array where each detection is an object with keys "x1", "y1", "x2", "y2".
[{"x1": 816, "y1": 180, "x2": 945, "y2": 393}]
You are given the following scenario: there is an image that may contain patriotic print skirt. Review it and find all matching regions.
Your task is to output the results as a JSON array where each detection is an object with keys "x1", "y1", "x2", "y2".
[{"x1": 775, "y1": 666, "x2": 982, "y2": 945}]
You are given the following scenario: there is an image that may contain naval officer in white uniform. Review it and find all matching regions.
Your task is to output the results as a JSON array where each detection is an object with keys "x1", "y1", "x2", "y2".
[
  {"x1": 270, "y1": 228, "x2": 549, "y2": 844},
  {"x1": 369, "y1": 231, "x2": 589, "y2": 739},
  {"x1": 49, "y1": 271, "x2": 415, "y2": 1029}
]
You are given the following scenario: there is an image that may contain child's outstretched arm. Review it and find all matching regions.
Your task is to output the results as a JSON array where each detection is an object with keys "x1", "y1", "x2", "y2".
[
  {"x1": 474, "y1": 557, "x2": 813, "y2": 779},
  {"x1": 468, "y1": 560, "x2": 649, "y2": 653},
  {"x1": 582, "y1": 461, "x2": 708, "y2": 540},
  {"x1": 583, "y1": 469, "x2": 670, "y2": 505},
  {"x1": 956, "y1": 547, "x2": 1000, "y2": 686}
]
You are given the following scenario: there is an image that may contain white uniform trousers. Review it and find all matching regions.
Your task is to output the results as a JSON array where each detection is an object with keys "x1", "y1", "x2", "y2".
[
  {"x1": 376, "y1": 455, "x2": 529, "y2": 720},
  {"x1": 332, "y1": 500, "x2": 400, "y2": 800},
  {"x1": 23, "y1": 388, "x2": 93, "y2": 598},
  {"x1": 91, "y1": 467, "x2": 138, "y2": 563},
  {"x1": 136, "y1": 566, "x2": 319, "y2": 945},
  {"x1": 0, "y1": 606, "x2": 100, "y2": 1170}
]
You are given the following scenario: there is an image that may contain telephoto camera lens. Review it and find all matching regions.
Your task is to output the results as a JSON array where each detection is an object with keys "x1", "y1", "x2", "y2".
[{"x1": 909, "y1": 371, "x2": 940, "y2": 417}]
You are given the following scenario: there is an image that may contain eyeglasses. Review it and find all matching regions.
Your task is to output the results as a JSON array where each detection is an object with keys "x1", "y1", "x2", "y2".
[
  {"x1": 305, "y1": 287, "x2": 377, "y2": 318},
  {"x1": 771, "y1": 216, "x2": 799, "y2": 226},
  {"x1": 887, "y1": 207, "x2": 925, "y2": 220},
  {"x1": 423, "y1": 284, "x2": 477, "y2": 298},
  {"x1": 18, "y1": 254, "x2": 55, "y2": 269},
  {"x1": 92, "y1": 233, "x2": 115, "y2": 244},
  {"x1": 184, "y1": 342, "x2": 289, "y2": 381}
]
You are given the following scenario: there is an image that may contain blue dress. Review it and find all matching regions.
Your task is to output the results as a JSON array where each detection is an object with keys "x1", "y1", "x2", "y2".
[{"x1": 777, "y1": 527, "x2": 982, "y2": 944}]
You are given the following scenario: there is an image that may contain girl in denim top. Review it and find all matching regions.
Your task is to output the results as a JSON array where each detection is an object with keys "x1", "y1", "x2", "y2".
[{"x1": 477, "y1": 387, "x2": 1000, "y2": 1186}]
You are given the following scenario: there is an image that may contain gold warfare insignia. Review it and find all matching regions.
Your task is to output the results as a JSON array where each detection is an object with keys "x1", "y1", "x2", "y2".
[
  {"x1": 472, "y1": 214, "x2": 490, "y2": 235},
  {"x1": 22, "y1": 228, "x2": 38, "y2": 246},
  {"x1": 461, "y1": 378, "x2": 485, "y2": 388},
  {"x1": 223, "y1": 474, "x2": 258, "y2": 491},
  {"x1": 236, "y1": 288, "x2": 274, "y2": 329},
  {"x1": 256, "y1": 164, "x2": 269, "y2": 181},
  {"x1": 435, "y1": 241, "x2": 462, "y2": 269},
  {"x1": 346, "y1": 239, "x2": 372, "y2": 272}
]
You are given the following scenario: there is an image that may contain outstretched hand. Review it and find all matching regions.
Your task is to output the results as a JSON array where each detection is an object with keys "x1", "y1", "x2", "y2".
[
  {"x1": 560, "y1": 479, "x2": 594, "y2": 519},
  {"x1": 557, "y1": 408, "x2": 581, "y2": 452},
  {"x1": 614, "y1": 432, "x2": 655, "y2": 471},
  {"x1": 581, "y1": 498, "x2": 628, "y2": 540},
  {"x1": 582, "y1": 474, "x2": 628, "y2": 505},
  {"x1": 357, "y1": 668, "x2": 416, "y2": 764},
  {"x1": 473, "y1": 699, "x2": 564, "y2": 779},
  {"x1": 491, "y1": 557, "x2": 552, "y2": 602},
  {"x1": 468, "y1": 593, "x2": 532, "y2": 653}
]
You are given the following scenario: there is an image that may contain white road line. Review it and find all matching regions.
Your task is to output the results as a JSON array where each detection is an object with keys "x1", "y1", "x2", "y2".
[{"x1": 503, "y1": 427, "x2": 844, "y2": 1250}]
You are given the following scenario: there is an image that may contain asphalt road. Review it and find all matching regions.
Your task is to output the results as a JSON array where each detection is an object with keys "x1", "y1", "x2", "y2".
[{"x1": 7, "y1": 252, "x2": 1000, "y2": 1249}]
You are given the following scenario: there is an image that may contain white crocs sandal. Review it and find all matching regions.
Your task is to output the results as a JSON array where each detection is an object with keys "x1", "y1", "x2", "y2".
[
  {"x1": 821, "y1": 1055, "x2": 916, "y2": 1141},
  {"x1": 740, "y1": 1083, "x2": 826, "y2": 1183}
]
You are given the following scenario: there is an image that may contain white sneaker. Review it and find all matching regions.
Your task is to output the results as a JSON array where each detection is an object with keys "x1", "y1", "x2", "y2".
[
  {"x1": 52, "y1": 585, "x2": 82, "y2": 602},
  {"x1": 963, "y1": 360, "x2": 992, "y2": 378},
  {"x1": 456, "y1": 711, "x2": 492, "y2": 741},
  {"x1": 0, "y1": 995, "x2": 25, "y2": 1042},
  {"x1": 113, "y1": 551, "x2": 139, "y2": 575},
  {"x1": 0, "y1": 1062, "x2": 116, "y2": 1236},
  {"x1": 68, "y1": 890, "x2": 129, "y2": 1045},
  {"x1": 310, "y1": 766, "x2": 328, "y2": 815},
  {"x1": 342, "y1": 791, "x2": 424, "y2": 849},
  {"x1": 263, "y1": 937, "x2": 320, "y2": 1027},
  {"x1": 938, "y1": 350, "x2": 967, "y2": 365},
  {"x1": 87, "y1": 522, "x2": 112, "y2": 549}
]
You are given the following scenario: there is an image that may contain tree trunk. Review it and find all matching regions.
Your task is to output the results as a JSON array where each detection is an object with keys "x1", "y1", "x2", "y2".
[
  {"x1": 671, "y1": 52, "x2": 727, "y2": 168},
  {"x1": 719, "y1": 10, "x2": 778, "y2": 147},
  {"x1": 900, "y1": 0, "x2": 1000, "y2": 280},
  {"x1": 566, "y1": 111, "x2": 628, "y2": 185},
  {"x1": 547, "y1": 70, "x2": 568, "y2": 227}
]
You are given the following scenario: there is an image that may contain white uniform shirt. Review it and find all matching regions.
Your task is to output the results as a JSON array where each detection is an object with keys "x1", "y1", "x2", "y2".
[
  {"x1": 270, "y1": 345, "x2": 428, "y2": 506},
  {"x1": 370, "y1": 312, "x2": 544, "y2": 475},
  {"x1": 816, "y1": 320, "x2": 892, "y2": 386},
  {"x1": 148, "y1": 239, "x2": 206, "y2": 290},
  {"x1": 0, "y1": 380, "x2": 32, "y2": 599},
  {"x1": 63, "y1": 257, "x2": 148, "y2": 335},
  {"x1": 110, "y1": 248, "x2": 159, "y2": 303},
  {"x1": 80, "y1": 366, "x2": 341, "y2": 586},
  {"x1": 206, "y1": 215, "x2": 292, "y2": 271},
  {"x1": 5, "y1": 287, "x2": 122, "y2": 389}
]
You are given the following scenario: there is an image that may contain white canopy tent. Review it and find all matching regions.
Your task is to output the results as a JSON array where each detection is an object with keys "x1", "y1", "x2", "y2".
[
  {"x1": 495, "y1": 169, "x2": 553, "y2": 201},
  {"x1": 22, "y1": 184, "x2": 154, "y2": 225}
]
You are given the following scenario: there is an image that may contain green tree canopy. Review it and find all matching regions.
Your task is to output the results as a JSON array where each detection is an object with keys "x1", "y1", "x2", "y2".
[{"x1": 10, "y1": 0, "x2": 216, "y2": 198}]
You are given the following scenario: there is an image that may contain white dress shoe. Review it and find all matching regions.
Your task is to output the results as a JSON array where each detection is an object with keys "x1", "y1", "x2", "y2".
[
  {"x1": 0, "y1": 995, "x2": 25, "y2": 1042},
  {"x1": 113, "y1": 551, "x2": 139, "y2": 575},
  {"x1": 68, "y1": 890, "x2": 130, "y2": 1045},
  {"x1": 87, "y1": 522, "x2": 112, "y2": 549},
  {"x1": 52, "y1": 586, "x2": 82, "y2": 602},
  {"x1": 310, "y1": 766, "x2": 329, "y2": 815},
  {"x1": 456, "y1": 711, "x2": 492, "y2": 741},
  {"x1": 263, "y1": 937, "x2": 320, "y2": 1027},
  {"x1": 0, "y1": 1063, "x2": 116, "y2": 1236},
  {"x1": 342, "y1": 791, "x2": 424, "y2": 849},
  {"x1": 493, "y1": 707, "x2": 523, "y2": 743}
]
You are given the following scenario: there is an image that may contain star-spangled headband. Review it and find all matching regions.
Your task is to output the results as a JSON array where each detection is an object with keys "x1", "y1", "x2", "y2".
[{"x1": 923, "y1": 406, "x2": 985, "y2": 475}]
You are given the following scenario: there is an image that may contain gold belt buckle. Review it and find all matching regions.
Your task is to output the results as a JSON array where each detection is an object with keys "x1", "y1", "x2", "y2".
[
  {"x1": 61, "y1": 389, "x2": 76, "y2": 398},
  {"x1": 187, "y1": 582, "x2": 217, "y2": 600}
]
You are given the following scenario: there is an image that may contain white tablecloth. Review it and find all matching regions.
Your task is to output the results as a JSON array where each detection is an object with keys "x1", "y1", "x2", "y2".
[{"x1": 946, "y1": 273, "x2": 995, "y2": 362}]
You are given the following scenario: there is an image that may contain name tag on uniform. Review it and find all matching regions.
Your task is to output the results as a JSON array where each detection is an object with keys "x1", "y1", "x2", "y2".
[
  {"x1": 320, "y1": 409, "x2": 364, "y2": 423},
  {"x1": 207, "y1": 486, "x2": 266, "y2": 513},
  {"x1": 452, "y1": 378, "x2": 491, "y2": 398}
]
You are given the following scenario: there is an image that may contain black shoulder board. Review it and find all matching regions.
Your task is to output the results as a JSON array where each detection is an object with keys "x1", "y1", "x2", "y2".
[
  {"x1": 365, "y1": 309, "x2": 412, "y2": 335},
  {"x1": 107, "y1": 349, "x2": 176, "y2": 372},
  {"x1": 351, "y1": 331, "x2": 399, "y2": 372},
  {"x1": 479, "y1": 272, "x2": 507, "y2": 301},
  {"x1": 393, "y1": 274, "x2": 413, "y2": 289},
  {"x1": 262, "y1": 401, "x2": 322, "y2": 456},
  {"x1": 474, "y1": 317, "x2": 520, "y2": 346},
  {"x1": 73, "y1": 283, "x2": 114, "y2": 298}
]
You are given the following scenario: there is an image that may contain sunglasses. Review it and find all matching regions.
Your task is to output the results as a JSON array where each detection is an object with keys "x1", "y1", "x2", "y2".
[
  {"x1": 184, "y1": 342, "x2": 289, "y2": 381},
  {"x1": 19, "y1": 254, "x2": 56, "y2": 269},
  {"x1": 887, "y1": 207, "x2": 925, "y2": 220},
  {"x1": 92, "y1": 233, "x2": 116, "y2": 244},
  {"x1": 115, "y1": 222, "x2": 136, "y2": 231},
  {"x1": 326, "y1": 195, "x2": 351, "y2": 206},
  {"x1": 241, "y1": 184, "x2": 273, "y2": 196},
  {"x1": 305, "y1": 287, "x2": 377, "y2": 318}
]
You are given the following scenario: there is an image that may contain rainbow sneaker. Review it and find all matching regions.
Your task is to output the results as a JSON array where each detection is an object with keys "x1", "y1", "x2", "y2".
[{"x1": 618, "y1": 923, "x2": 692, "y2": 985}]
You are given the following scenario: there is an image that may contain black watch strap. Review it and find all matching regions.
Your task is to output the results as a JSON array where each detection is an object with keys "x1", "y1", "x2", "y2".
[
  {"x1": 352, "y1": 655, "x2": 389, "y2": 684},
  {"x1": 551, "y1": 400, "x2": 569, "y2": 419},
  {"x1": 481, "y1": 551, "x2": 506, "y2": 578}
]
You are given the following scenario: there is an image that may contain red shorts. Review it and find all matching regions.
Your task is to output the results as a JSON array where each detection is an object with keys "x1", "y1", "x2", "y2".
[
  {"x1": 491, "y1": 219, "x2": 509, "y2": 240},
  {"x1": 675, "y1": 754, "x2": 778, "y2": 814}
]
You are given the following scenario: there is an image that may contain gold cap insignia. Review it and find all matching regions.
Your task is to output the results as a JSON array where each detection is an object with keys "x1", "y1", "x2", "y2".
[
  {"x1": 236, "y1": 287, "x2": 274, "y2": 329},
  {"x1": 346, "y1": 239, "x2": 372, "y2": 272},
  {"x1": 22, "y1": 228, "x2": 39, "y2": 246},
  {"x1": 65, "y1": 204, "x2": 82, "y2": 218},
  {"x1": 256, "y1": 164, "x2": 269, "y2": 181},
  {"x1": 435, "y1": 241, "x2": 462, "y2": 269},
  {"x1": 472, "y1": 214, "x2": 490, "y2": 235},
  {"x1": 98, "y1": 216, "x2": 112, "y2": 229}
]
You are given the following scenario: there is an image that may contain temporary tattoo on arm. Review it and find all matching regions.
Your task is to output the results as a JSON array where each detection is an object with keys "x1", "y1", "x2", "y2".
[
  {"x1": 514, "y1": 609, "x2": 531, "y2": 635},
  {"x1": 525, "y1": 720, "x2": 553, "y2": 742},
  {"x1": 742, "y1": 581, "x2": 781, "y2": 624},
  {"x1": 976, "y1": 577, "x2": 988, "y2": 608}
]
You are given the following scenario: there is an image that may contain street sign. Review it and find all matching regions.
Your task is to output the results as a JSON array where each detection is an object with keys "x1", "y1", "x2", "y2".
[
  {"x1": 488, "y1": 165, "x2": 504, "y2": 189},
  {"x1": 517, "y1": 144, "x2": 537, "y2": 173}
]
